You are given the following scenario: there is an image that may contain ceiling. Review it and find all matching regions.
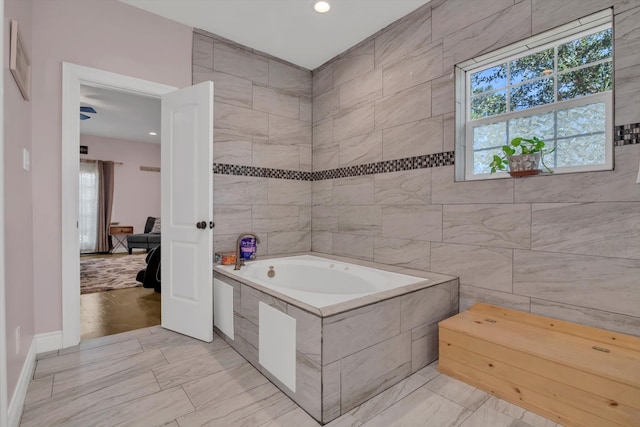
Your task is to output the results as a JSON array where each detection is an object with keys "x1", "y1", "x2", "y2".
[
  {"x1": 119, "y1": 0, "x2": 432, "y2": 69},
  {"x1": 81, "y1": 1, "x2": 432, "y2": 143},
  {"x1": 80, "y1": 85, "x2": 161, "y2": 144}
]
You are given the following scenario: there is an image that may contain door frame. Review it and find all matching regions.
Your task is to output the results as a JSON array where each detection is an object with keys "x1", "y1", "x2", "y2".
[{"x1": 61, "y1": 63, "x2": 176, "y2": 348}]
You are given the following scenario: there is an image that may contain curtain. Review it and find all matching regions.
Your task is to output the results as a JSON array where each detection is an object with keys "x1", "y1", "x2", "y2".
[
  {"x1": 79, "y1": 160, "x2": 115, "y2": 253},
  {"x1": 79, "y1": 160, "x2": 99, "y2": 253},
  {"x1": 96, "y1": 161, "x2": 115, "y2": 253}
]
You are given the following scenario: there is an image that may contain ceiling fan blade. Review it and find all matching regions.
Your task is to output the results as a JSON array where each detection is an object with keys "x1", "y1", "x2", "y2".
[
  {"x1": 80, "y1": 113, "x2": 91, "y2": 120},
  {"x1": 80, "y1": 106, "x2": 97, "y2": 114}
]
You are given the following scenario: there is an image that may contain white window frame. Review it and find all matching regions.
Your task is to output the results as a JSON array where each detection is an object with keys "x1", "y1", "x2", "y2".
[{"x1": 455, "y1": 9, "x2": 613, "y2": 181}]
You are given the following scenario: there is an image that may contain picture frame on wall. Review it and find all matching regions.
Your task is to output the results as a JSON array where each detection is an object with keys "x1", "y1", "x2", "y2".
[{"x1": 10, "y1": 19, "x2": 31, "y2": 101}]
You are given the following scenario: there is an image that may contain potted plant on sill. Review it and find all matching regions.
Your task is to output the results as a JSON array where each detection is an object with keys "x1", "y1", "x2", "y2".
[{"x1": 489, "y1": 136, "x2": 554, "y2": 177}]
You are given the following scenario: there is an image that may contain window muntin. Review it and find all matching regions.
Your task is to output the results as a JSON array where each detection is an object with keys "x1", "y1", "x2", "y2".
[
  {"x1": 461, "y1": 21, "x2": 613, "y2": 180},
  {"x1": 469, "y1": 97, "x2": 608, "y2": 176}
]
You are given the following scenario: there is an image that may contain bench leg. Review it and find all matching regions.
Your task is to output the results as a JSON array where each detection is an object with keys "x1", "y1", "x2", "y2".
[{"x1": 128, "y1": 248, "x2": 132, "y2": 255}]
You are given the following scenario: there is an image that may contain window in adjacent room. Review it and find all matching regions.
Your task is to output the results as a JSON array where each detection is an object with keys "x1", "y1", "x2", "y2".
[
  {"x1": 455, "y1": 9, "x2": 613, "y2": 180},
  {"x1": 79, "y1": 160, "x2": 99, "y2": 253}
]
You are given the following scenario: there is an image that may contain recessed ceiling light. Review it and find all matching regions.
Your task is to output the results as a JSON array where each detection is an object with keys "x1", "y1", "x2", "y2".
[
  {"x1": 149, "y1": 132, "x2": 157, "y2": 136},
  {"x1": 313, "y1": 0, "x2": 331, "y2": 13}
]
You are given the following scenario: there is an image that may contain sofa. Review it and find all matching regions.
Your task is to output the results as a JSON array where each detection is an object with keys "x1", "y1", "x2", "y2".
[{"x1": 126, "y1": 216, "x2": 160, "y2": 254}]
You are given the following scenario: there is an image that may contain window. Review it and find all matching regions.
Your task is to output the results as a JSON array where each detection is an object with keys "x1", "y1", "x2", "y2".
[
  {"x1": 79, "y1": 160, "x2": 99, "y2": 253},
  {"x1": 456, "y1": 10, "x2": 613, "y2": 180}
]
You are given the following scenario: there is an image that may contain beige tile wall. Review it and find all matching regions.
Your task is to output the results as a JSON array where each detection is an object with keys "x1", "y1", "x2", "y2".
[
  {"x1": 310, "y1": 0, "x2": 640, "y2": 336},
  {"x1": 196, "y1": 0, "x2": 640, "y2": 336},
  {"x1": 194, "y1": 31, "x2": 312, "y2": 256}
]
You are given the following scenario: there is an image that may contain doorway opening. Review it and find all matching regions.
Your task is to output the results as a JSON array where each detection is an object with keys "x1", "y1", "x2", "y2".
[
  {"x1": 61, "y1": 63, "x2": 176, "y2": 348},
  {"x1": 78, "y1": 84, "x2": 162, "y2": 340}
]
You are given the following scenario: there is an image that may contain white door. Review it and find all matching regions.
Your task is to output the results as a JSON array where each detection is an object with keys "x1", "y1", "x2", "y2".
[{"x1": 161, "y1": 81, "x2": 214, "y2": 342}]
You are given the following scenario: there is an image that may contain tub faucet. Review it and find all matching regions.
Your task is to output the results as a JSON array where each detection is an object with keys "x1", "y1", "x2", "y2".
[{"x1": 234, "y1": 232, "x2": 260, "y2": 270}]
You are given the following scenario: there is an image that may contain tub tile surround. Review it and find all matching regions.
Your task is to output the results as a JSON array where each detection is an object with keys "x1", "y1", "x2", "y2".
[{"x1": 213, "y1": 253, "x2": 459, "y2": 423}]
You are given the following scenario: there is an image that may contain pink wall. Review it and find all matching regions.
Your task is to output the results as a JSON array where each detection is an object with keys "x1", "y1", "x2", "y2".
[
  {"x1": 4, "y1": 0, "x2": 34, "y2": 404},
  {"x1": 31, "y1": 0, "x2": 192, "y2": 333},
  {"x1": 80, "y1": 134, "x2": 161, "y2": 238}
]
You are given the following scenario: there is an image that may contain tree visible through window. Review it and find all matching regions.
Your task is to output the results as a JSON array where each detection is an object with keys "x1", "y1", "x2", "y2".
[{"x1": 458, "y1": 13, "x2": 613, "y2": 180}]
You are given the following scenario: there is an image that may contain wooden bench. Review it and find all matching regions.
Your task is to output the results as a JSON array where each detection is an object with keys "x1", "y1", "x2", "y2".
[{"x1": 438, "y1": 303, "x2": 640, "y2": 427}]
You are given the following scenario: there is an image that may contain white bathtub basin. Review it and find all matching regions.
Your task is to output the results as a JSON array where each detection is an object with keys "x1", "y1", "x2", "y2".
[{"x1": 218, "y1": 255, "x2": 426, "y2": 308}]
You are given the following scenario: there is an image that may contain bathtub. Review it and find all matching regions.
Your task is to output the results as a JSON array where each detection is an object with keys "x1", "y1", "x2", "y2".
[
  {"x1": 213, "y1": 253, "x2": 459, "y2": 424},
  {"x1": 217, "y1": 255, "x2": 427, "y2": 309}
]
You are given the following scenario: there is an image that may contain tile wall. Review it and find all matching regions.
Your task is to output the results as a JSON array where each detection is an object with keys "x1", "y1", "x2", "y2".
[
  {"x1": 309, "y1": 0, "x2": 640, "y2": 337},
  {"x1": 197, "y1": 0, "x2": 640, "y2": 337},
  {"x1": 193, "y1": 31, "x2": 313, "y2": 256}
]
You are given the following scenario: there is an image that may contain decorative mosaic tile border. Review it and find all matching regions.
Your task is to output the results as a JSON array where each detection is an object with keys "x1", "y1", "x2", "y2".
[
  {"x1": 311, "y1": 151, "x2": 455, "y2": 181},
  {"x1": 615, "y1": 123, "x2": 640, "y2": 146},
  {"x1": 212, "y1": 163, "x2": 312, "y2": 180},
  {"x1": 213, "y1": 151, "x2": 455, "y2": 181}
]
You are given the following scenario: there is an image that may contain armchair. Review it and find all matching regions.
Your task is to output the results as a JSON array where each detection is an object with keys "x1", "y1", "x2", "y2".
[{"x1": 126, "y1": 216, "x2": 161, "y2": 254}]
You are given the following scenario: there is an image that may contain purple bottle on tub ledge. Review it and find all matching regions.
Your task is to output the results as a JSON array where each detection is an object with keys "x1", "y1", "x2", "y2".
[{"x1": 240, "y1": 236, "x2": 257, "y2": 260}]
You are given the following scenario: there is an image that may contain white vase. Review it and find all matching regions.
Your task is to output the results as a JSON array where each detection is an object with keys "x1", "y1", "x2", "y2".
[{"x1": 507, "y1": 153, "x2": 541, "y2": 176}]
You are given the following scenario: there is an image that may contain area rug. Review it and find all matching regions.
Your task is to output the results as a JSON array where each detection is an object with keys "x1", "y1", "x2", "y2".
[{"x1": 80, "y1": 254, "x2": 148, "y2": 294}]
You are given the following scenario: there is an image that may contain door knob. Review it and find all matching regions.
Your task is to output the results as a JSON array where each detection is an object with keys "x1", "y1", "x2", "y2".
[{"x1": 196, "y1": 221, "x2": 207, "y2": 229}]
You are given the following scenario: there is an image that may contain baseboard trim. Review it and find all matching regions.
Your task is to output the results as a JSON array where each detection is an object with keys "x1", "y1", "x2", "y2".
[
  {"x1": 7, "y1": 339, "x2": 35, "y2": 427},
  {"x1": 6, "y1": 331, "x2": 62, "y2": 427},
  {"x1": 34, "y1": 331, "x2": 63, "y2": 354}
]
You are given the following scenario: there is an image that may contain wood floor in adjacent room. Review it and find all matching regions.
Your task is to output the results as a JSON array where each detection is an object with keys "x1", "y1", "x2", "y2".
[
  {"x1": 21, "y1": 328, "x2": 563, "y2": 427},
  {"x1": 81, "y1": 287, "x2": 161, "y2": 340}
]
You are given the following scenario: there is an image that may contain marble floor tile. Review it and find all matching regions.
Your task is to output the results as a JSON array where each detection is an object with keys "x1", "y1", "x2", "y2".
[
  {"x1": 19, "y1": 329, "x2": 561, "y2": 427},
  {"x1": 58, "y1": 327, "x2": 151, "y2": 355},
  {"x1": 23, "y1": 375, "x2": 53, "y2": 406},
  {"x1": 21, "y1": 372, "x2": 160, "y2": 427},
  {"x1": 65, "y1": 386, "x2": 194, "y2": 427},
  {"x1": 459, "y1": 405, "x2": 516, "y2": 427},
  {"x1": 416, "y1": 362, "x2": 441, "y2": 381},
  {"x1": 424, "y1": 373, "x2": 490, "y2": 410},
  {"x1": 483, "y1": 397, "x2": 559, "y2": 427},
  {"x1": 326, "y1": 414, "x2": 363, "y2": 427},
  {"x1": 153, "y1": 346, "x2": 245, "y2": 390},
  {"x1": 34, "y1": 338, "x2": 143, "y2": 379},
  {"x1": 176, "y1": 382, "x2": 296, "y2": 427},
  {"x1": 260, "y1": 407, "x2": 320, "y2": 427},
  {"x1": 148, "y1": 324, "x2": 164, "y2": 334},
  {"x1": 159, "y1": 337, "x2": 230, "y2": 364},
  {"x1": 181, "y1": 362, "x2": 268, "y2": 409},
  {"x1": 139, "y1": 328, "x2": 210, "y2": 351},
  {"x1": 51, "y1": 348, "x2": 167, "y2": 396},
  {"x1": 361, "y1": 387, "x2": 471, "y2": 427},
  {"x1": 509, "y1": 420, "x2": 537, "y2": 427},
  {"x1": 349, "y1": 373, "x2": 430, "y2": 423},
  {"x1": 35, "y1": 350, "x2": 58, "y2": 360}
]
